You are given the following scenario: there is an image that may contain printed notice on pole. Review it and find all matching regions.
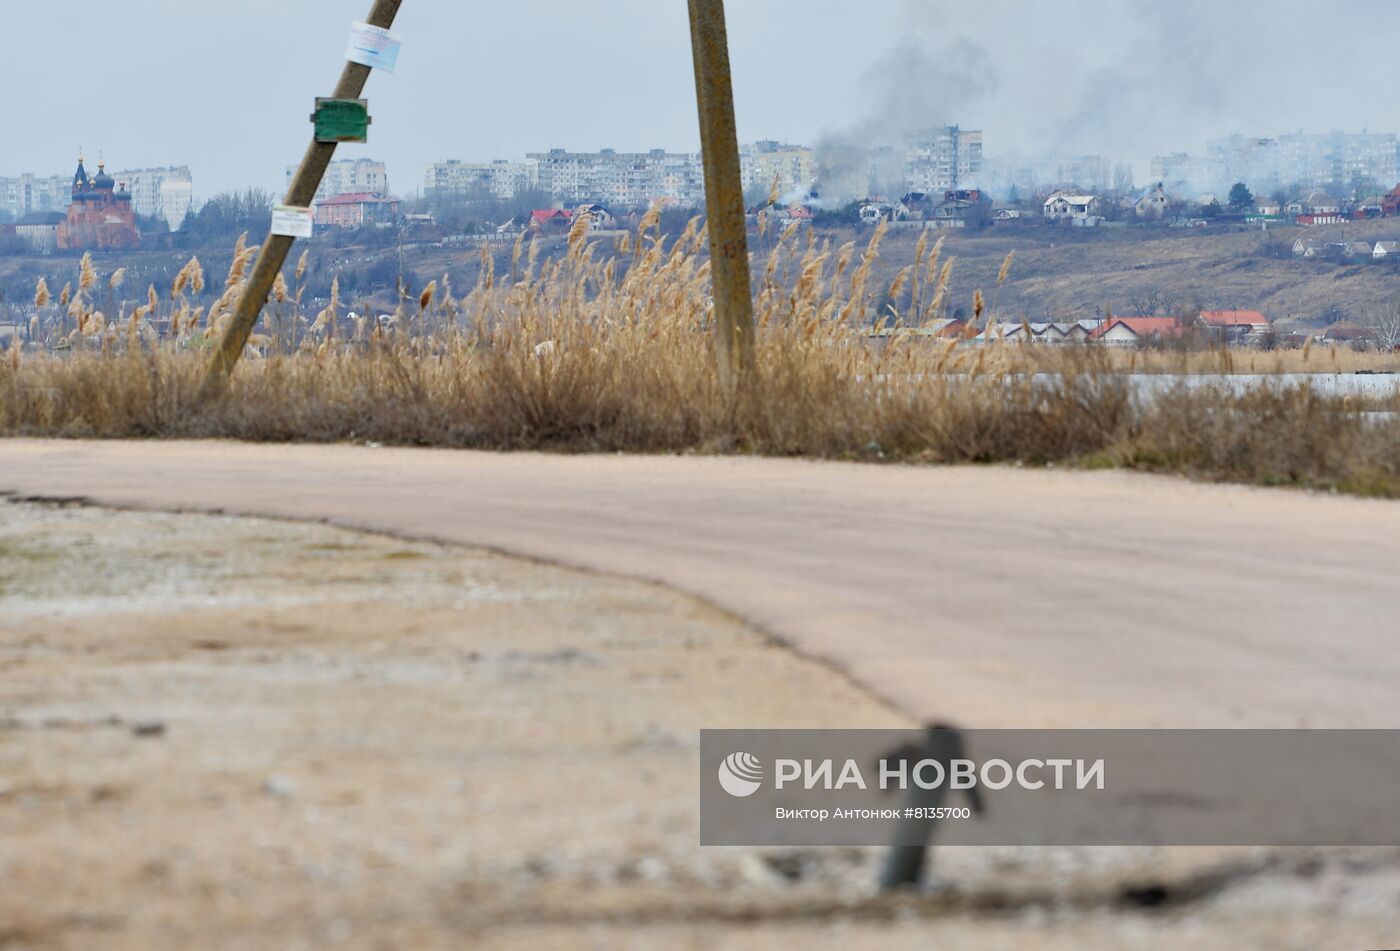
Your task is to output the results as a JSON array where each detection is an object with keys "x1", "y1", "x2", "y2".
[
  {"x1": 270, "y1": 204, "x2": 315, "y2": 239},
  {"x1": 346, "y1": 22, "x2": 403, "y2": 72}
]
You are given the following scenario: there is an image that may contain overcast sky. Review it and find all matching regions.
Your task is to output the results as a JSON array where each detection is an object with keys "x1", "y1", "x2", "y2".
[{"x1": 4, "y1": 0, "x2": 1396, "y2": 197}]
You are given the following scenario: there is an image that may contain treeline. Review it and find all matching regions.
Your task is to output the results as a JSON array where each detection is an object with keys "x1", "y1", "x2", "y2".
[{"x1": 174, "y1": 189, "x2": 275, "y2": 247}]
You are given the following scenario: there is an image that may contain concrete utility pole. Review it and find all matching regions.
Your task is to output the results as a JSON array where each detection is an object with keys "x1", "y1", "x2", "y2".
[
  {"x1": 198, "y1": 0, "x2": 404, "y2": 401},
  {"x1": 687, "y1": 0, "x2": 756, "y2": 395}
]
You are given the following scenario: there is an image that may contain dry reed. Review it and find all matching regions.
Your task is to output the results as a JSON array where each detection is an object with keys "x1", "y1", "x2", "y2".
[{"x1": 4, "y1": 218, "x2": 1399, "y2": 496}]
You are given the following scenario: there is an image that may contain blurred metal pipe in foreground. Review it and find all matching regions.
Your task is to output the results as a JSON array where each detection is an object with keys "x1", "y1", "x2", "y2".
[{"x1": 879, "y1": 725, "x2": 984, "y2": 891}]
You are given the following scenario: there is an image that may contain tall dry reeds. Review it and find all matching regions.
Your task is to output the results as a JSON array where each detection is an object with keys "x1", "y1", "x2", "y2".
[{"x1": 3, "y1": 214, "x2": 1400, "y2": 495}]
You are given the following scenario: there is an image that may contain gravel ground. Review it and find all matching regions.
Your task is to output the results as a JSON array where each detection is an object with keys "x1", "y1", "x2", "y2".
[{"x1": 1, "y1": 500, "x2": 1397, "y2": 949}]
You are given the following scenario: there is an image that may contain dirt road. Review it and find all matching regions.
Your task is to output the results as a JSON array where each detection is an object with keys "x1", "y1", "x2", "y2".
[
  {"x1": 3, "y1": 439, "x2": 1397, "y2": 729},
  {"x1": 6, "y1": 443, "x2": 1400, "y2": 948}
]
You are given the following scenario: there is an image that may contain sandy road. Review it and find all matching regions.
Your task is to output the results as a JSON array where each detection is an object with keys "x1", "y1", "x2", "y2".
[{"x1": 2, "y1": 438, "x2": 1398, "y2": 729}]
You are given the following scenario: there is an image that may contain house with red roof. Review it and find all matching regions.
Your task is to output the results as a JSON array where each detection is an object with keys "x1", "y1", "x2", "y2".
[
  {"x1": 1199, "y1": 309, "x2": 1270, "y2": 341},
  {"x1": 1086, "y1": 316, "x2": 1188, "y2": 346},
  {"x1": 1382, "y1": 184, "x2": 1400, "y2": 217},
  {"x1": 529, "y1": 208, "x2": 572, "y2": 233}
]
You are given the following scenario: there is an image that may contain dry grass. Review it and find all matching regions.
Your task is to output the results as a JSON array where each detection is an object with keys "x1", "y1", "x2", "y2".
[{"x1": 4, "y1": 227, "x2": 1400, "y2": 497}]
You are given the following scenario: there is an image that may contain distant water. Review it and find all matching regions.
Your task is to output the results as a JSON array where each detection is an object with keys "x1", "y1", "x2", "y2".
[
  {"x1": 868, "y1": 372, "x2": 1400, "y2": 399},
  {"x1": 1089, "y1": 373, "x2": 1400, "y2": 398}
]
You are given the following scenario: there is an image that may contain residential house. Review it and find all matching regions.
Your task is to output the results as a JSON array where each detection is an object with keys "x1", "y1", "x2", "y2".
[
  {"x1": 528, "y1": 208, "x2": 573, "y2": 234},
  {"x1": 1321, "y1": 322, "x2": 1375, "y2": 346},
  {"x1": 917, "y1": 318, "x2": 967, "y2": 339},
  {"x1": 1352, "y1": 196, "x2": 1387, "y2": 219},
  {"x1": 979, "y1": 321, "x2": 1075, "y2": 344},
  {"x1": 898, "y1": 193, "x2": 936, "y2": 220},
  {"x1": 1293, "y1": 237, "x2": 1333, "y2": 256},
  {"x1": 1373, "y1": 240, "x2": 1400, "y2": 259},
  {"x1": 1134, "y1": 183, "x2": 1172, "y2": 219},
  {"x1": 858, "y1": 199, "x2": 899, "y2": 224},
  {"x1": 932, "y1": 189, "x2": 991, "y2": 228},
  {"x1": 1292, "y1": 238, "x2": 1359, "y2": 258},
  {"x1": 1286, "y1": 190, "x2": 1340, "y2": 215},
  {"x1": 867, "y1": 318, "x2": 966, "y2": 340},
  {"x1": 1066, "y1": 319, "x2": 1105, "y2": 342},
  {"x1": 756, "y1": 202, "x2": 816, "y2": 227},
  {"x1": 574, "y1": 203, "x2": 618, "y2": 230},
  {"x1": 1087, "y1": 316, "x2": 1187, "y2": 346},
  {"x1": 1043, "y1": 192, "x2": 1100, "y2": 220},
  {"x1": 980, "y1": 321, "x2": 1028, "y2": 342},
  {"x1": 1030, "y1": 322, "x2": 1074, "y2": 344},
  {"x1": 1199, "y1": 310, "x2": 1269, "y2": 341},
  {"x1": 1383, "y1": 184, "x2": 1400, "y2": 216}
]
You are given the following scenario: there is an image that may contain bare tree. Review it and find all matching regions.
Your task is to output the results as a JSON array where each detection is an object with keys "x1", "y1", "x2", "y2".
[
  {"x1": 1358, "y1": 300, "x2": 1400, "y2": 350},
  {"x1": 1126, "y1": 285, "x2": 1178, "y2": 317},
  {"x1": 1112, "y1": 162, "x2": 1135, "y2": 196}
]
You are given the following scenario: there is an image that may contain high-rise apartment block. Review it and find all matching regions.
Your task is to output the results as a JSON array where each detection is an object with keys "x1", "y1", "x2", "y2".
[
  {"x1": 423, "y1": 159, "x2": 540, "y2": 199},
  {"x1": 1202, "y1": 131, "x2": 1399, "y2": 192},
  {"x1": 286, "y1": 158, "x2": 389, "y2": 204},
  {"x1": 903, "y1": 126, "x2": 983, "y2": 194},
  {"x1": 111, "y1": 166, "x2": 193, "y2": 231},
  {"x1": 526, "y1": 148, "x2": 706, "y2": 208},
  {"x1": 0, "y1": 173, "x2": 71, "y2": 218},
  {"x1": 740, "y1": 141, "x2": 815, "y2": 200}
]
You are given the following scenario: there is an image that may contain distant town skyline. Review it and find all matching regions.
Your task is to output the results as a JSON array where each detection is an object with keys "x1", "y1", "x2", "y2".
[{"x1": 3, "y1": 0, "x2": 1398, "y2": 198}]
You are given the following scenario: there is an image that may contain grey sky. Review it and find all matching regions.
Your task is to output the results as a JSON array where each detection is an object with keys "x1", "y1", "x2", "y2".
[{"x1": 4, "y1": 1, "x2": 1397, "y2": 198}]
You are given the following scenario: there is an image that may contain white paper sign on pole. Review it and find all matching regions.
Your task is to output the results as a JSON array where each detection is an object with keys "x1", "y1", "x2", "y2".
[
  {"x1": 270, "y1": 204, "x2": 315, "y2": 239},
  {"x1": 346, "y1": 22, "x2": 403, "y2": 73}
]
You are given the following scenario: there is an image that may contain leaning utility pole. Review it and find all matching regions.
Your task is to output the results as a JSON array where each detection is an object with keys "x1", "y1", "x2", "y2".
[
  {"x1": 687, "y1": 0, "x2": 756, "y2": 395},
  {"x1": 197, "y1": 0, "x2": 404, "y2": 401}
]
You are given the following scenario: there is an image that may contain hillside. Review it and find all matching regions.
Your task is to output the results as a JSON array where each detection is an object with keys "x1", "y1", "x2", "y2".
[
  {"x1": 5, "y1": 218, "x2": 1398, "y2": 330},
  {"x1": 850, "y1": 219, "x2": 1400, "y2": 326}
]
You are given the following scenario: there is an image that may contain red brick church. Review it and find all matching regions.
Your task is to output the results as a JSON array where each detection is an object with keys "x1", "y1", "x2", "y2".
[{"x1": 58, "y1": 155, "x2": 140, "y2": 251}]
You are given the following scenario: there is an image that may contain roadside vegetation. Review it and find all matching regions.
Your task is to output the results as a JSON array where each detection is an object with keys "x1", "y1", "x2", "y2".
[{"x1": 4, "y1": 214, "x2": 1400, "y2": 497}]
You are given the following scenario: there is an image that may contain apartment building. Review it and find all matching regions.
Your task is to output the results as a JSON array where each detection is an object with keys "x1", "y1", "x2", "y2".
[
  {"x1": 0, "y1": 173, "x2": 71, "y2": 218},
  {"x1": 286, "y1": 158, "x2": 389, "y2": 205},
  {"x1": 111, "y1": 166, "x2": 193, "y2": 231},
  {"x1": 903, "y1": 126, "x2": 983, "y2": 194},
  {"x1": 739, "y1": 141, "x2": 815, "y2": 199},
  {"x1": 1204, "y1": 131, "x2": 1399, "y2": 192},
  {"x1": 526, "y1": 148, "x2": 705, "y2": 208},
  {"x1": 423, "y1": 159, "x2": 539, "y2": 199},
  {"x1": 1149, "y1": 153, "x2": 1197, "y2": 192}
]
